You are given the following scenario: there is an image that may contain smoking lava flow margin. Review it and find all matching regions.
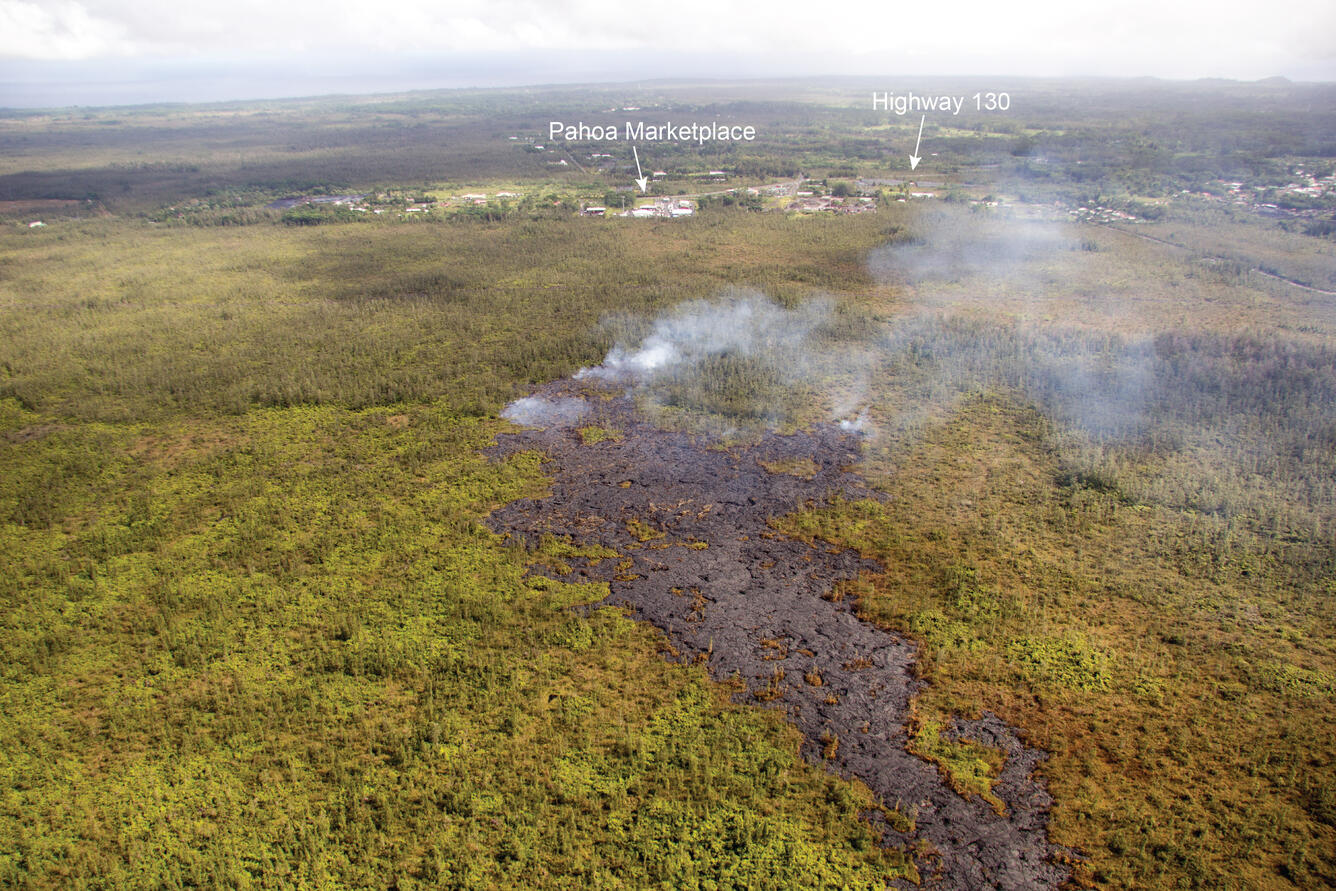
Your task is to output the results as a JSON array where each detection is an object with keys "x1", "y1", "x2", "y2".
[{"x1": 487, "y1": 378, "x2": 1071, "y2": 889}]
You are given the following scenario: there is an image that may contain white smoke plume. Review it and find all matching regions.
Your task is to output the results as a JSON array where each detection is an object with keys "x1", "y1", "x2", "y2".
[
  {"x1": 577, "y1": 291, "x2": 833, "y2": 382},
  {"x1": 573, "y1": 290, "x2": 878, "y2": 434},
  {"x1": 501, "y1": 394, "x2": 590, "y2": 427},
  {"x1": 839, "y1": 410, "x2": 871, "y2": 433}
]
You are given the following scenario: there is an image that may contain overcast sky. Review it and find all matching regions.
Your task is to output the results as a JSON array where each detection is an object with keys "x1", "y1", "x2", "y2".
[{"x1": 2, "y1": 0, "x2": 1333, "y2": 106}]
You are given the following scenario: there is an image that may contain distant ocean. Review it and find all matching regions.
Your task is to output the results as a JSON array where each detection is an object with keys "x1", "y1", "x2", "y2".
[{"x1": 0, "y1": 52, "x2": 780, "y2": 110}]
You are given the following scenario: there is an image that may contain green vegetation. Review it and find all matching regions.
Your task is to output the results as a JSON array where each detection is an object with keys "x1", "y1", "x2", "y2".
[
  {"x1": 3, "y1": 78, "x2": 1335, "y2": 889},
  {"x1": 656, "y1": 352, "x2": 806, "y2": 423},
  {"x1": 758, "y1": 457, "x2": 820, "y2": 479},
  {"x1": 908, "y1": 720, "x2": 1005, "y2": 815},
  {"x1": 0, "y1": 185, "x2": 913, "y2": 887},
  {"x1": 577, "y1": 425, "x2": 622, "y2": 445},
  {"x1": 778, "y1": 390, "x2": 1336, "y2": 890},
  {"x1": 0, "y1": 402, "x2": 913, "y2": 887},
  {"x1": 1006, "y1": 635, "x2": 1113, "y2": 693},
  {"x1": 0, "y1": 210, "x2": 894, "y2": 423}
]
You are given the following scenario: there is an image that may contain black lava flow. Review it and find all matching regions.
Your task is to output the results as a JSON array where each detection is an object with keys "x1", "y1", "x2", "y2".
[{"x1": 487, "y1": 377, "x2": 1072, "y2": 890}]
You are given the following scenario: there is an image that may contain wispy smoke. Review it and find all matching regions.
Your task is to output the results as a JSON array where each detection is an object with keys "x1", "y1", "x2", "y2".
[
  {"x1": 501, "y1": 394, "x2": 590, "y2": 427},
  {"x1": 868, "y1": 208, "x2": 1070, "y2": 287},
  {"x1": 864, "y1": 208, "x2": 1336, "y2": 538},
  {"x1": 839, "y1": 410, "x2": 871, "y2": 433},
  {"x1": 866, "y1": 206, "x2": 1152, "y2": 445},
  {"x1": 577, "y1": 291, "x2": 832, "y2": 382},
  {"x1": 503, "y1": 210, "x2": 1154, "y2": 446},
  {"x1": 869, "y1": 316, "x2": 1153, "y2": 443},
  {"x1": 499, "y1": 291, "x2": 862, "y2": 432},
  {"x1": 573, "y1": 290, "x2": 871, "y2": 431},
  {"x1": 500, "y1": 202, "x2": 1334, "y2": 538}
]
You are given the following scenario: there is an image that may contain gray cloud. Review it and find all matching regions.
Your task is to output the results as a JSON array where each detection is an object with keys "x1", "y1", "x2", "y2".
[{"x1": 1, "y1": 0, "x2": 1332, "y2": 83}]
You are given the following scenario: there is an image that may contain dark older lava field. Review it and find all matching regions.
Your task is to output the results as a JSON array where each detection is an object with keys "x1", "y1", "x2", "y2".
[{"x1": 488, "y1": 378, "x2": 1072, "y2": 890}]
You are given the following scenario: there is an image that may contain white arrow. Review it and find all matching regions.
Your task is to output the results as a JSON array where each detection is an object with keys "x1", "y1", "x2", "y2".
[
  {"x1": 909, "y1": 115, "x2": 924, "y2": 171},
  {"x1": 633, "y1": 146, "x2": 649, "y2": 193}
]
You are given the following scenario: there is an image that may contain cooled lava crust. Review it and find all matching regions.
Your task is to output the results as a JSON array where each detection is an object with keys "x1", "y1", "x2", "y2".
[{"x1": 488, "y1": 378, "x2": 1072, "y2": 890}]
